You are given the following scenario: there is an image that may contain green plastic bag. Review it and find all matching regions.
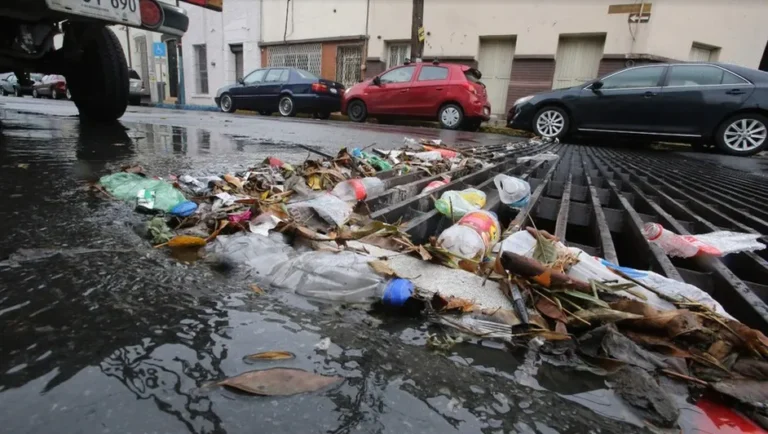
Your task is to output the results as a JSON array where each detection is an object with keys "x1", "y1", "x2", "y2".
[{"x1": 100, "y1": 173, "x2": 186, "y2": 212}]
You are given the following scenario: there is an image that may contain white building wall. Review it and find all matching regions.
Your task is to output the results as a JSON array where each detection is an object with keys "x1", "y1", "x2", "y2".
[{"x1": 260, "y1": 0, "x2": 368, "y2": 43}]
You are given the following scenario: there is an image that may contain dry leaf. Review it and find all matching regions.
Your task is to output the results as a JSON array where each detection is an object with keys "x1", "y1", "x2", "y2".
[
  {"x1": 218, "y1": 368, "x2": 341, "y2": 396},
  {"x1": 245, "y1": 351, "x2": 295, "y2": 361},
  {"x1": 250, "y1": 284, "x2": 265, "y2": 295},
  {"x1": 707, "y1": 340, "x2": 733, "y2": 361},
  {"x1": 532, "y1": 232, "x2": 558, "y2": 265},
  {"x1": 536, "y1": 297, "x2": 566, "y2": 322},
  {"x1": 443, "y1": 296, "x2": 477, "y2": 313},
  {"x1": 555, "y1": 321, "x2": 568, "y2": 334},
  {"x1": 368, "y1": 260, "x2": 396, "y2": 277},
  {"x1": 534, "y1": 331, "x2": 571, "y2": 341},
  {"x1": 224, "y1": 174, "x2": 244, "y2": 190},
  {"x1": 167, "y1": 235, "x2": 207, "y2": 248},
  {"x1": 416, "y1": 245, "x2": 432, "y2": 261},
  {"x1": 623, "y1": 331, "x2": 691, "y2": 358}
]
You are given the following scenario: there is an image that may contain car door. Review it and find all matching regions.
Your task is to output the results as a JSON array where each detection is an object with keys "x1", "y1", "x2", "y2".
[
  {"x1": 36, "y1": 75, "x2": 48, "y2": 96},
  {"x1": 259, "y1": 68, "x2": 289, "y2": 110},
  {"x1": 656, "y1": 65, "x2": 754, "y2": 135},
  {"x1": 408, "y1": 65, "x2": 450, "y2": 116},
  {"x1": 572, "y1": 65, "x2": 667, "y2": 133},
  {"x1": 230, "y1": 69, "x2": 267, "y2": 110},
  {"x1": 367, "y1": 66, "x2": 416, "y2": 114}
]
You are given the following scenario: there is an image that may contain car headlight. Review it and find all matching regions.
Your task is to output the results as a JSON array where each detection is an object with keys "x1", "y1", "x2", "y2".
[{"x1": 514, "y1": 95, "x2": 533, "y2": 106}]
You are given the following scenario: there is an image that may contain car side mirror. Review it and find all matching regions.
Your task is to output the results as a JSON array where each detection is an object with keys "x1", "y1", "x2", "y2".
[
  {"x1": 237, "y1": 78, "x2": 244, "y2": 85},
  {"x1": 591, "y1": 81, "x2": 604, "y2": 91},
  {"x1": 372, "y1": 76, "x2": 381, "y2": 86}
]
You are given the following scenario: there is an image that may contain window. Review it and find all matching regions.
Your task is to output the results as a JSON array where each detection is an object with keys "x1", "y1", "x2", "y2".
[
  {"x1": 599, "y1": 66, "x2": 664, "y2": 89},
  {"x1": 265, "y1": 68, "x2": 288, "y2": 83},
  {"x1": 266, "y1": 44, "x2": 322, "y2": 77},
  {"x1": 295, "y1": 69, "x2": 318, "y2": 79},
  {"x1": 689, "y1": 43, "x2": 719, "y2": 62},
  {"x1": 379, "y1": 66, "x2": 415, "y2": 84},
  {"x1": 129, "y1": 69, "x2": 141, "y2": 80},
  {"x1": 417, "y1": 66, "x2": 449, "y2": 81},
  {"x1": 667, "y1": 65, "x2": 749, "y2": 86},
  {"x1": 387, "y1": 43, "x2": 411, "y2": 68},
  {"x1": 194, "y1": 44, "x2": 209, "y2": 94},
  {"x1": 230, "y1": 44, "x2": 244, "y2": 82},
  {"x1": 243, "y1": 69, "x2": 266, "y2": 85}
]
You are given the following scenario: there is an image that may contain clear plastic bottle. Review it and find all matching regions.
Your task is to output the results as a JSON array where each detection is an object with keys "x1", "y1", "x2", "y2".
[
  {"x1": 494, "y1": 174, "x2": 531, "y2": 208},
  {"x1": 437, "y1": 210, "x2": 500, "y2": 260},
  {"x1": 422, "y1": 178, "x2": 451, "y2": 194},
  {"x1": 642, "y1": 223, "x2": 699, "y2": 258},
  {"x1": 331, "y1": 177, "x2": 385, "y2": 202}
]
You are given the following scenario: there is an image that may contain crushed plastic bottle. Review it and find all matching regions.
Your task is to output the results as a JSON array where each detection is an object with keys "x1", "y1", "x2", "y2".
[
  {"x1": 435, "y1": 188, "x2": 486, "y2": 219},
  {"x1": 412, "y1": 151, "x2": 444, "y2": 161},
  {"x1": 494, "y1": 174, "x2": 531, "y2": 209},
  {"x1": 437, "y1": 210, "x2": 500, "y2": 260},
  {"x1": 642, "y1": 223, "x2": 766, "y2": 258},
  {"x1": 642, "y1": 223, "x2": 700, "y2": 257},
  {"x1": 422, "y1": 177, "x2": 451, "y2": 194},
  {"x1": 351, "y1": 148, "x2": 393, "y2": 171},
  {"x1": 331, "y1": 177, "x2": 385, "y2": 202}
]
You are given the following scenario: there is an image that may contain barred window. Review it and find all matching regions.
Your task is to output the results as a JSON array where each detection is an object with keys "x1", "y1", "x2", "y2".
[{"x1": 194, "y1": 44, "x2": 209, "y2": 94}]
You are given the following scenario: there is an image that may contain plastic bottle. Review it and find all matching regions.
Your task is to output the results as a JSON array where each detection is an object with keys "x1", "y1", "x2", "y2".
[
  {"x1": 494, "y1": 174, "x2": 531, "y2": 208},
  {"x1": 642, "y1": 223, "x2": 699, "y2": 258},
  {"x1": 434, "y1": 188, "x2": 486, "y2": 219},
  {"x1": 331, "y1": 177, "x2": 385, "y2": 202},
  {"x1": 437, "y1": 210, "x2": 500, "y2": 260}
]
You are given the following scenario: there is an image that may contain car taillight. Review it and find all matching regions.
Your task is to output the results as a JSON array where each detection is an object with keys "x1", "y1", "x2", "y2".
[
  {"x1": 57, "y1": 82, "x2": 66, "y2": 90},
  {"x1": 463, "y1": 82, "x2": 477, "y2": 95},
  {"x1": 140, "y1": 0, "x2": 164, "y2": 29},
  {"x1": 311, "y1": 82, "x2": 329, "y2": 93}
]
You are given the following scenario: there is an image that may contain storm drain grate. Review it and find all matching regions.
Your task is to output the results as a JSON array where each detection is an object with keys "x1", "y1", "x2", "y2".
[{"x1": 363, "y1": 143, "x2": 768, "y2": 332}]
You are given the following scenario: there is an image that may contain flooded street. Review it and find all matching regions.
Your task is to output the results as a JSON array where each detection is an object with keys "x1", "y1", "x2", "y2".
[{"x1": 3, "y1": 99, "x2": 762, "y2": 434}]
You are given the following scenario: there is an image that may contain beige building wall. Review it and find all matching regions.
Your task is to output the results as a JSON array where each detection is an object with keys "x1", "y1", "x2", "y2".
[{"x1": 260, "y1": 0, "x2": 368, "y2": 42}]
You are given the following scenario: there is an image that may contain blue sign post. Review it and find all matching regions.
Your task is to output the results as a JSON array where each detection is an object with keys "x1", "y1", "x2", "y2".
[{"x1": 153, "y1": 42, "x2": 167, "y2": 57}]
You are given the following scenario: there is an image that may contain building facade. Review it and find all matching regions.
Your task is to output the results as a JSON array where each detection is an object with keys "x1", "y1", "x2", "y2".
[{"x1": 114, "y1": 0, "x2": 768, "y2": 115}]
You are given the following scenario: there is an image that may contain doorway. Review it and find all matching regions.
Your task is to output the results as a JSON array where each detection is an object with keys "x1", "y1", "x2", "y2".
[{"x1": 478, "y1": 37, "x2": 515, "y2": 116}]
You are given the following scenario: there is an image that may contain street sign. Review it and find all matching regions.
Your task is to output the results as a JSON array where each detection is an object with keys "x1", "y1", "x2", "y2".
[
  {"x1": 153, "y1": 42, "x2": 167, "y2": 57},
  {"x1": 417, "y1": 27, "x2": 425, "y2": 42}
]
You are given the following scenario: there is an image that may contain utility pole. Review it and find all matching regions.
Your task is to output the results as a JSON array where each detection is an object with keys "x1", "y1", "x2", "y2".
[
  {"x1": 176, "y1": 0, "x2": 186, "y2": 105},
  {"x1": 410, "y1": 0, "x2": 424, "y2": 61}
]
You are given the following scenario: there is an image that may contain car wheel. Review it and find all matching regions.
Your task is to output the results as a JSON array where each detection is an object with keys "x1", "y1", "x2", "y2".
[
  {"x1": 68, "y1": 25, "x2": 128, "y2": 122},
  {"x1": 258, "y1": 110, "x2": 273, "y2": 116},
  {"x1": 533, "y1": 106, "x2": 569, "y2": 139},
  {"x1": 32, "y1": 89, "x2": 39, "y2": 98},
  {"x1": 314, "y1": 111, "x2": 330, "y2": 120},
  {"x1": 219, "y1": 93, "x2": 235, "y2": 113},
  {"x1": 715, "y1": 113, "x2": 768, "y2": 157},
  {"x1": 278, "y1": 95, "x2": 296, "y2": 117},
  {"x1": 1, "y1": 88, "x2": 6, "y2": 96},
  {"x1": 347, "y1": 100, "x2": 367, "y2": 122},
  {"x1": 14, "y1": 88, "x2": 21, "y2": 97},
  {"x1": 65, "y1": 89, "x2": 72, "y2": 100},
  {"x1": 439, "y1": 104, "x2": 463, "y2": 130},
  {"x1": 51, "y1": 88, "x2": 58, "y2": 100}
]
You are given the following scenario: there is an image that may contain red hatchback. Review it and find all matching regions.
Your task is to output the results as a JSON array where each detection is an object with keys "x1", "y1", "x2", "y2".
[{"x1": 342, "y1": 61, "x2": 491, "y2": 130}]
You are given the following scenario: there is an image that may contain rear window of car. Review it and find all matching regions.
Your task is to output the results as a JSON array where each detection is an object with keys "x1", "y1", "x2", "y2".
[
  {"x1": 667, "y1": 65, "x2": 749, "y2": 86},
  {"x1": 129, "y1": 69, "x2": 141, "y2": 80},
  {"x1": 417, "y1": 66, "x2": 448, "y2": 81},
  {"x1": 265, "y1": 69, "x2": 288, "y2": 82},
  {"x1": 295, "y1": 69, "x2": 318, "y2": 79},
  {"x1": 464, "y1": 70, "x2": 482, "y2": 83}
]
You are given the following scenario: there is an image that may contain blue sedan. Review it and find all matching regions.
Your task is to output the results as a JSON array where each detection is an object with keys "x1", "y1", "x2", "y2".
[{"x1": 215, "y1": 67, "x2": 345, "y2": 119}]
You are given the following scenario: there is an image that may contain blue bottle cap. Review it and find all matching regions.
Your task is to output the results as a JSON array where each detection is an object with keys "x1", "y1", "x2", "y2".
[
  {"x1": 170, "y1": 200, "x2": 198, "y2": 217},
  {"x1": 351, "y1": 148, "x2": 363, "y2": 158},
  {"x1": 381, "y1": 278, "x2": 414, "y2": 307}
]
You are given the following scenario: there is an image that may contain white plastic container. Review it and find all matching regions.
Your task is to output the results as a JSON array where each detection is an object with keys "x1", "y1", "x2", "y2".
[
  {"x1": 331, "y1": 177, "x2": 385, "y2": 202},
  {"x1": 494, "y1": 174, "x2": 531, "y2": 208},
  {"x1": 438, "y1": 210, "x2": 500, "y2": 260}
]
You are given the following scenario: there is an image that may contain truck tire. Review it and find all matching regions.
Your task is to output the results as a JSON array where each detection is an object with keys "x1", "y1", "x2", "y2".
[{"x1": 68, "y1": 26, "x2": 128, "y2": 122}]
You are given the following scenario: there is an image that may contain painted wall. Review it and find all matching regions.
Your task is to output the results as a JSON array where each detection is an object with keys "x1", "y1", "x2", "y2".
[{"x1": 260, "y1": 0, "x2": 368, "y2": 43}]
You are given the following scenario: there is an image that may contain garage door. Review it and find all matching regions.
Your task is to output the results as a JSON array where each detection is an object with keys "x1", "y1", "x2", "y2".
[
  {"x1": 478, "y1": 38, "x2": 515, "y2": 116},
  {"x1": 552, "y1": 36, "x2": 605, "y2": 89}
]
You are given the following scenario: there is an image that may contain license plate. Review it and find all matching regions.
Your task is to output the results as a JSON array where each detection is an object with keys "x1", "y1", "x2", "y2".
[
  {"x1": 46, "y1": 0, "x2": 142, "y2": 26},
  {"x1": 330, "y1": 88, "x2": 338, "y2": 94}
]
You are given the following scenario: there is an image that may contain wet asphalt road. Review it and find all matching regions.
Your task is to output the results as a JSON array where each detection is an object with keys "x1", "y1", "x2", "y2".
[{"x1": 1, "y1": 95, "x2": 762, "y2": 434}]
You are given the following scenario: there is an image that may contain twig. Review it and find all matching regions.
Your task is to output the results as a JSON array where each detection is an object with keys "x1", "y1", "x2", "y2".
[{"x1": 661, "y1": 369, "x2": 708, "y2": 386}]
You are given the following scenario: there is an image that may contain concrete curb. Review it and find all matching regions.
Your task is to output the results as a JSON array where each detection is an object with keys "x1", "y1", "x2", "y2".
[{"x1": 140, "y1": 102, "x2": 219, "y2": 112}]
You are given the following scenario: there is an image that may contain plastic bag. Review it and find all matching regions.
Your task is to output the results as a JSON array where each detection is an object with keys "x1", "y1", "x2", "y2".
[
  {"x1": 435, "y1": 188, "x2": 486, "y2": 219},
  {"x1": 516, "y1": 152, "x2": 559, "y2": 163},
  {"x1": 288, "y1": 193, "x2": 352, "y2": 227},
  {"x1": 100, "y1": 173, "x2": 186, "y2": 212}
]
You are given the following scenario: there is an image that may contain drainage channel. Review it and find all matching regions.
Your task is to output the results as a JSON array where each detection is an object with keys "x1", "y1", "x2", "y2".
[{"x1": 363, "y1": 142, "x2": 768, "y2": 332}]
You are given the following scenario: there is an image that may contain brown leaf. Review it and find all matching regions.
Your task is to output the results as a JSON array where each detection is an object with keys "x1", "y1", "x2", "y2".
[
  {"x1": 416, "y1": 245, "x2": 432, "y2": 261},
  {"x1": 224, "y1": 174, "x2": 244, "y2": 190},
  {"x1": 368, "y1": 260, "x2": 396, "y2": 277},
  {"x1": 167, "y1": 235, "x2": 207, "y2": 248},
  {"x1": 250, "y1": 284, "x2": 265, "y2": 295},
  {"x1": 623, "y1": 309, "x2": 702, "y2": 338},
  {"x1": 245, "y1": 351, "x2": 295, "y2": 361},
  {"x1": 528, "y1": 313, "x2": 550, "y2": 331},
  {"x1": 707, "y1": 340, "x2": 733, "y2": 361},
  {"x1": 443, "y1": 296, "x2": 476, "y2": 313},
  {"x1": 536, "y1": 297, "x2": 566, "y2": 322},
  {"x1": 555, "y1": 321, "x2": 568, "y2": 334},
  {"x1": 610, "y1": 299, "x2": 661, "y2": 317},
  {"x1": 218, "y1": 368, "x2": 341, "y2": 396},
  {"x1": 623, "y1": 331, "x2": 691, "y2": 358},
  {"x1": 533, "y1": 331, "x2": 571, "y2": 341}
]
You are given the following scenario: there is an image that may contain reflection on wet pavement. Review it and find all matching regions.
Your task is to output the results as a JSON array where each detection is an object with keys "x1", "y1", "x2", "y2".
[{"x1": 0, "y1": 110, "x2": 650, "y2": 434}]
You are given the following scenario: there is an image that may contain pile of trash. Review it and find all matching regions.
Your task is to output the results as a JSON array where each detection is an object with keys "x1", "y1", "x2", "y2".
[{"x1": 94, "y1": 137, "x2": 768, "y2": 429}]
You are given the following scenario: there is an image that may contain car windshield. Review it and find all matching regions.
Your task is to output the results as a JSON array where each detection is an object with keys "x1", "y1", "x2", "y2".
[
  {"x1": 30, "y1": 73, "x2": 43, "y2": 81},
  {"x1": 295, "y1": 69, "x2": 318, "y2": 79}
]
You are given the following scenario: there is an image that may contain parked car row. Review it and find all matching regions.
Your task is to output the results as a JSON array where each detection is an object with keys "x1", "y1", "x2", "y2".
[
  {"x1": 0, "y1": 72, "x2": 43, "y2": 97},
  {"x1": 2, "y1": 68, "x2": 146, "y2": 104},
  {"x1": 214, "y1": 61, "x2": 492, "y2": 131}
]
